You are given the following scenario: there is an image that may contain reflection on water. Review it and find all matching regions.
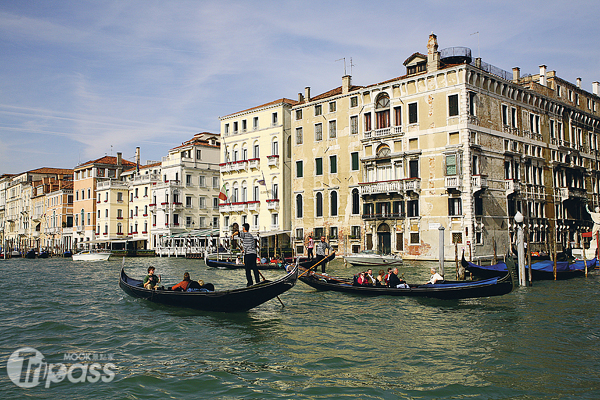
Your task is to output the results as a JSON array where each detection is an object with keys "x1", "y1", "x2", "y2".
[{"x1": 0, "y1": 257, "x2": 598, "y2": 399}]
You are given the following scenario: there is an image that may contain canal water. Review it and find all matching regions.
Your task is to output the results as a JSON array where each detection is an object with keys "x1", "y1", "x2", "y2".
[{"x1": 0, "y1": 256, "x2": 599, "y2": 399}]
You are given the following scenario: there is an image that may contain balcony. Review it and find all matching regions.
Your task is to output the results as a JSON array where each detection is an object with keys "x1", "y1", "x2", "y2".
[
  {"x1": 172, "y1": 202, "x2": 183, "y2": 210},
  {"x1": 266, "y1": 198, "x2": 280, "y2": 210},
  {"x1": 555, "y1": 187, "x2": 586, "y2": 201},
  {"x1": 362, "y1": 213, "x2": 405, "y2": 221},
  {"x1": 248, "y1": 158, "x2": 260, "y2": 169},
  {"x1": 230, "y1": 160, "x2": 248, "y2": 172},
  {"x1": 444, "y1": 176, "x2": 462, "y2": 192},
  {"x1": 219, "y1": 163, "x2": 231, "y2": 173},
  {"x1": 471, "y1": 175, "x2": 488, "y2": 193},
  {"x1": 359, "y1": 179, "x2": 404, "y2": 196},
  {"x1": 404, "y1": 178, "x2": 421, "y2": 193},
  {"x1": 505, "y1": 179, "x2": 521, "y2": 196},
  {"x1": 247, "y1": 201, "x2": 260, "y2": 212},
  {"x1": 267, "y1": 155, "x2": 280, "y2": 167},
  {"x1": 230, "y1": 202, "x2": 246, "y2": 212}
]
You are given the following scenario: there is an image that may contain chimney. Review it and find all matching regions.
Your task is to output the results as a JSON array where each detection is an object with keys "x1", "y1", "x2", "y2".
[
  {"x1": 426, "y1": 33, "x2": 440, "y2": 72},
  {"x1": 298, "y1": 92, "x2": 304, "y2": 102},
  {"x1": 304, "y1": 87, "x2": 311, "y2": 102},
  {"x1": 342, "y1": 75, "x2": 351, "y2": 94},
  {"x1": 539, "y1": 65, "x2": 547, "y2": 86},
  {"x1": 135, "y1": 147, "x2": 140, "y2": 167},
  {"x1": 513, "y1": 67, "x2": 520, "y2": 82},
  {"x1": 593, "y1": 81, "x2": 599, "y2": 96},
  {"x1": 117, "y1": 152, "x2": 122, "y2": 166},
  {"x1": 577, "y1": 77, "x2": 582, "y2": 88}
]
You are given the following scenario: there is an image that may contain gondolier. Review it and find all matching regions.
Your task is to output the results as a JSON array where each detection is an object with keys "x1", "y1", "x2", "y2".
[
  {"x1": 315, "y1": 236, "x2": 332, "y2": 273},
  {"x1": 232, "y1": 223, "x2": 260, "y2": 286}
]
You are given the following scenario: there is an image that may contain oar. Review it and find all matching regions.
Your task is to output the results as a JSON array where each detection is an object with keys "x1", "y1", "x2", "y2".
[
  {"x1": 298, "y1": 252, "x2": 335, "y2": 278},
  {"x1": 258, "y1": 269, "x2": 285, "y2": 307}
]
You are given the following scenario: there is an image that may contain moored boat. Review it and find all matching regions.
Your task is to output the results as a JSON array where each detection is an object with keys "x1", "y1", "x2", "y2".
[
  {"x1": 343, "y1": 250, "x2": 402, "y2": 267},
  {"x1": 25, "y1": 249, "x2": 37, "y2": 259},
  {"x1": 72, "y1": 249, "x2": 111, "y2": 261},
  {"x1": 461, "y1": 254, "x2": 597, "y2": 280},
  {"x1": 119, "y1": 263, "x2": 299, "y2": 312},
  {"x1": 299, "y1": 257, "x2": 517, "y2": 300}
]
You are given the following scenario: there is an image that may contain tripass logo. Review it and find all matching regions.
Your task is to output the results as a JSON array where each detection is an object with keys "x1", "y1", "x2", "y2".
[{"x1": 7, "y1": 347, "x2": 116, "y2": 388}]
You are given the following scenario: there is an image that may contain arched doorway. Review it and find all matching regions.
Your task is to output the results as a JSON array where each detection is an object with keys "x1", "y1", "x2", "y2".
[{"x1": 377, "y1": 223, "x2": 391, "y2": 254}]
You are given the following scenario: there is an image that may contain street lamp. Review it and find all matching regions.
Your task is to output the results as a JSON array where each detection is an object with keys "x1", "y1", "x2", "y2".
[{"x1": 514, "y1": 211, "x2": 526, "y2": 286}]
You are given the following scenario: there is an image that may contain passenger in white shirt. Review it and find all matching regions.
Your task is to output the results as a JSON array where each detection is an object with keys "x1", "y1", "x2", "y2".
[{"x1": 427, "y1": 268, "x2": 444, "y2": 284}]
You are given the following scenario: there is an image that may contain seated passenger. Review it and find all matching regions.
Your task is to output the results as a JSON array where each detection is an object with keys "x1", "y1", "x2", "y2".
[
  {"x1": 365, "y1": 269, "x2": 375, "y2": 286},
  {"x1": 376, "y1": 270, "x2": 386, "y2": 287},
  {"x1": 171, "y1": 272, "x2": 192, "y2": 291},
  {"x1": 356, "y1": 272, "x2": 367, "y2": 286},
  {"x1": 186, "y1": 279, "x2": 215, "y2": 292},
  {"x1": 143, "y1": 266, "x2": 161, "y2": 290},
  {"x1": 426, "y1": 268, "x2": 444, "y2": 284},
  {"x1": 388, "y1": 267, "x2": 409, "y2": 288}
]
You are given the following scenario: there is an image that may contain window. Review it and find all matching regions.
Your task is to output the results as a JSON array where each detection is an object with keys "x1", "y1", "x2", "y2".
[
  {"x1": 315, "y1": 123, "x2": 323, "y2": 141},
  {"x1": 117, "y1": 192, "x2": 123, "y2": 202},
  {"x1": 272, "y1": 183, "x2": 278, "y2": 199},
  {"x1": 186, "y1": 175, "x2": 192, "y2": 186},
  {"x1": 365, "y1": 113, "x2": 372, "y2": 131},
  {"x1": 233, "y1": 121, "x2": 238, "y2": 133},
  {"x1": 296, "y1": 194, "x2": 303, "y2": 218},
  {"x1": 351, "y1": 96, "x2": 358, "y2": 107},
  {"x1": 272, "y1": 213, "x2": 278, "y2": 226},
  {"x1": 199, "y1": 176, "x2": 206, "y2": 187},
  {"x1": 329, "y1": 101, "x2": 336, "y2": 112},
  {"x1": 376, "y1": 94, "x2": 390, "y2": 129},
  {"x1": 409, "y1": 159, "x2": 419, "y2": 178},
  {"x1": 315, "y1": 158, "x2": 323, "y2": 176},
  {"x1": 196, "y1": 150, "x2": 201, "y2": 160},
  {"x1": 350, "y1": 115, "x2": 358, "y2": 135},
  {"x1": 296, "y1": 109, "x2": 302, "y2": 120},
  {"x1": 329, "y1": 120, "x2": 337, "y2": 138},
  {"x1": 468, "y1": 92, "x2": 476, "y2": 116},
  {"x1": 316, "y1": 192, "x2": 323, "y2": 217},
  {"x1": 448, "y1": 198, "x2": 462, "y2": 216},
  {"x1": 296, "y1": 160, "x2": 303, "y2": 178},
  {"x1": 329, "y1": 155, "x2": 337, "y2": 174},
  {"x1": 394, "y1": 106, "x2": 402, "y2": 126},
  {"x1": 314, "y1": 227, "x2": 324, "y2": 239},
  {"x1": 351, "y1": 225, "x2": 360, "y2": 239},
  {"x1": 253, "y1": 143, "x2": 259, "y2": 158},
  {"x1": 352, "y1": 188, "x2": 359, "y2": 215},
  {"x1": 241, "y1": 119, "x2": 247, "y2": 132},
  {"x1": 225, "y1": 123, "x2": 230, "y2": 134},
  {"x1": 410, "y1": 232, "x2": 420, "y2": 244},
  {"x1": 511, "y1": 107, "x2": 517, "y2": 127},
  {"x1": 272, "y1": 112, "x2": 278, "y2": 126},
  {"x1": 407, "y1": 199, "x2": 419, "y2": 217},
  {"x1": 252, "y1": 117, "x2": 258, "y2": 130},
  {"x1": 330, "y1": 191, "x2": 338, "y2": 216},
  {"x1": 446, "y1": 154, "x2": 457, "y2": 175},
  {"x1": 408, "y1": 102, "x2": 418, "y2": 124},
  {"x1": 448, "y1": 94, "x2": 459, "y2": 117},
  {"x1": 213, "y1": 177, "x2": 219, "y2": 188},
  {"x1": 272, "y1": 140, "x2": 279, "y2": 156},
  {"x1": 351, "y1": 152, "x2": 359, "y2": 171},
  {"x1": 186, "y1": 196, "x2": 192, "y2": 208},
  {"x1": 329, "y1": 226, "x2": 338, "y2": 239},
  {"x1": 314, "y1": 104, "x2": 322, "y2": 116},
  {"x1": 502, "y1": 104, "x2": 509, "y2": 126},
  {"x1": 296, "y1": 127, "x2": 303, "y2": 144}
]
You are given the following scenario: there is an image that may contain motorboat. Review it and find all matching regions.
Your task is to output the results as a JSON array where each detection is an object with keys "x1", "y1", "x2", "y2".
[
  {"x1": 343, "y1": 250, "x2": 403, "y2": 268},
  {"x1": 72, "y1": 249, "x2": 111, "y2": 261}
]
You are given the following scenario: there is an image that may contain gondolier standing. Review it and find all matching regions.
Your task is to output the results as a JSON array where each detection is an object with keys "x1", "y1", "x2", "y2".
[
  {"x1": 232, "y1": 223, "x2": 260, "y2": 286},
  {"x1": 315, "y1": 236, "x2": 332, "y2": 273}
]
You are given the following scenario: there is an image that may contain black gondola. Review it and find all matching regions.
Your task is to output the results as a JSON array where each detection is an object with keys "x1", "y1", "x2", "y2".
[
  {"x1": 25, "y1": 249, "x2": 36, "y2": 259},
  {"x1": 461, "y1": 254, "x2": 596, "y2": 280},
  {"x1": 119, "y1": 264, "x2": 299, "y2": 312},
  {"x1": 38, "y1": 250, "x2": 49, "y2": 259},
  {"x1": 298, "y1": 256, "x2": 517, "y2": 300},
  {"x1": 204, "y1": 257, "x2": 283, "y2": 270}
]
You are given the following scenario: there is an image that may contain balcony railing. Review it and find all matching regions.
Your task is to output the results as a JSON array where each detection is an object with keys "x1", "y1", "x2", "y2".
[
  {"x1": 362, "y1": 213, "x2": 405, "y2": 221},
  {"x1": 267, "y1": 155, "x2": 280, "y2": 167},
  {"x1": 471, "y1": 175, "x2": 488, "y2": 193},
  {"x1": 266, "y1": 198, "x2": 280, "y2": 210},
  {"x1": 359, "y1": 179, "x2": 404, "y2": 195},
  {"x1": 505, "y1": 179, "x2": 521, "y2": 196},
  {"x1": 247, "y1": 201, "x2": 260, "y2": 212},
  {"x1": 404, "y1": 178, "x2": 421, "y2": 192},
  {"x1": 444, "y1": 176, "x2": 462, "y2": 191}
]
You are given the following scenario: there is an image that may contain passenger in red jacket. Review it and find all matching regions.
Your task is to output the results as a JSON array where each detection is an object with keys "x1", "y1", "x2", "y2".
[{"x1": 171, "y1": 272, "x2": 192, "y2": 291}]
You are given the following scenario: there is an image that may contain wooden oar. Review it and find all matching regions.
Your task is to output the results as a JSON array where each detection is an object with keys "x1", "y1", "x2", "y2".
[
  {"x1": 258, "y1": 270, "x2": 285, "y2": 307},
  {"x1": 298, "y1": 252, "x2": 335, "y2": 278}
]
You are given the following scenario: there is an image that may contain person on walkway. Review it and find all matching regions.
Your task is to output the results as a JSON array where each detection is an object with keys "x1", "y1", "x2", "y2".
[
  {"x1": 314, "y1": 236, "x2": 332, "y2": 273},
  {"x1": 232, "y1": 223, "x2": 260, "y2": 286},
  {"x1": 306, "y1": 236, "x2": 314, "y2": 261}
]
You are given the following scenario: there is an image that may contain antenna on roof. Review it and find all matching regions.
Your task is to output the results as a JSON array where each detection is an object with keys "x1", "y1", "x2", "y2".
[
  {"x1": 349, "y1": 57, "x2": 355, "y2": 76},
  {"x1": 335, "y1": 57, "x2": 346, "y2": 75},
  {"x1": 470, "y1": 31, "x2": 480, "y2": 58}
]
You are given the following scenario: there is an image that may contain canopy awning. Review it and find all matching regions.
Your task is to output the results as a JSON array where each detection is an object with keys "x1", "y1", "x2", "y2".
[
  {"x1": 166, "y1": 229, "x2": 220, "y2": 238},
  {"x1": 256, "y1": 230, "x2": 291, "y2": 238}
]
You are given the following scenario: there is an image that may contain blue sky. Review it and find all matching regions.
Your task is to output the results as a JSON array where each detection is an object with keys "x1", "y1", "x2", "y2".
[{"x1": 1, "y1": 0, "x2": 599, "y2": 174}]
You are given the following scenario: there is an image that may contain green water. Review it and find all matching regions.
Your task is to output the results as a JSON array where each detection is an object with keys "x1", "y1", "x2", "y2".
[{"x1": 0, "y1": 257, "x2": 599, "y2": 399}]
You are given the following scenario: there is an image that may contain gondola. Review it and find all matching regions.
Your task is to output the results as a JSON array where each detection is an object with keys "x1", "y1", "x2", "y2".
[
  {"x1": 204, "y1": 257, "x2": 284, "y2": 270},
  {"x1": 461, "y1": 254, "x2": 597, "y2": 280},
  {"x1": 119, "y1": 263, "x2": 299, "y2": 312},
  {"x1": 25, "y1": 249, "x2": 36, "y2": 259},
  {"x1": 298, "y1": 256, "x2": 517, "y2": 300},
  {"x1": 298, "y1": 252, "x2": 336, "y2": 269}
]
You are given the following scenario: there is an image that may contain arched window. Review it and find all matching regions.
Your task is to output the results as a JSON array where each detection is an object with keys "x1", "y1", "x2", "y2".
[
  {"x1": 352, "y1": 189, "x2": 360, "y2": 215},
  {"x1": 253, "y1": 180, "x2": 259, "y2": 201},
  {"x1": 241, "y1": 181, "x2": 247, "y2": 202},
  {"x1": 375, "y1": 93, "x2": 390, "y2": 129},
  {"x1": 232, "y1": 182, "x2": 239, "y2": 203},
  {"x1": 330, "y1": 191, "x2": 338, "y2": 217},
  {"x1": 296, "y1": 194, "x2": 303, "y2": 218},
  {"x1": 316, "y1": 192, "x2": 323, "y2": 217},
  {"x1": 272, "y1": 139, "x2": 279, "y2": 156},
  {"x1": 253, "y1": 141, "x2": 260, "y2": 159}
]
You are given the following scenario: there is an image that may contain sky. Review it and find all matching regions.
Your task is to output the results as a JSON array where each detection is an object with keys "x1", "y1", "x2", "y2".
[{"x1": 1, "y1": 0, "x2": 599, "y2": 174}]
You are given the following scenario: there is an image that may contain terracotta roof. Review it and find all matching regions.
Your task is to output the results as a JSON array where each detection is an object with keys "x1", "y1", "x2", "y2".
[
  {"x1": 300, "y1": 85, "x2": 363, "y2": 103},
  {"x1": 77, "y1": 156, "x2": 137, "y2": 168},
  {"x1": 28, "y1": 167, "x2": 74, "y2": 175},
  {"x1": 221, "y1": 98, "x2": 298, "y2": 119}
]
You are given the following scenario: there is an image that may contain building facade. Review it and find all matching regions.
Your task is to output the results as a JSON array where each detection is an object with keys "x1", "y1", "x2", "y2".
[{"x1": 219, "y1": 99, "x2": 296, "y2": 250}]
